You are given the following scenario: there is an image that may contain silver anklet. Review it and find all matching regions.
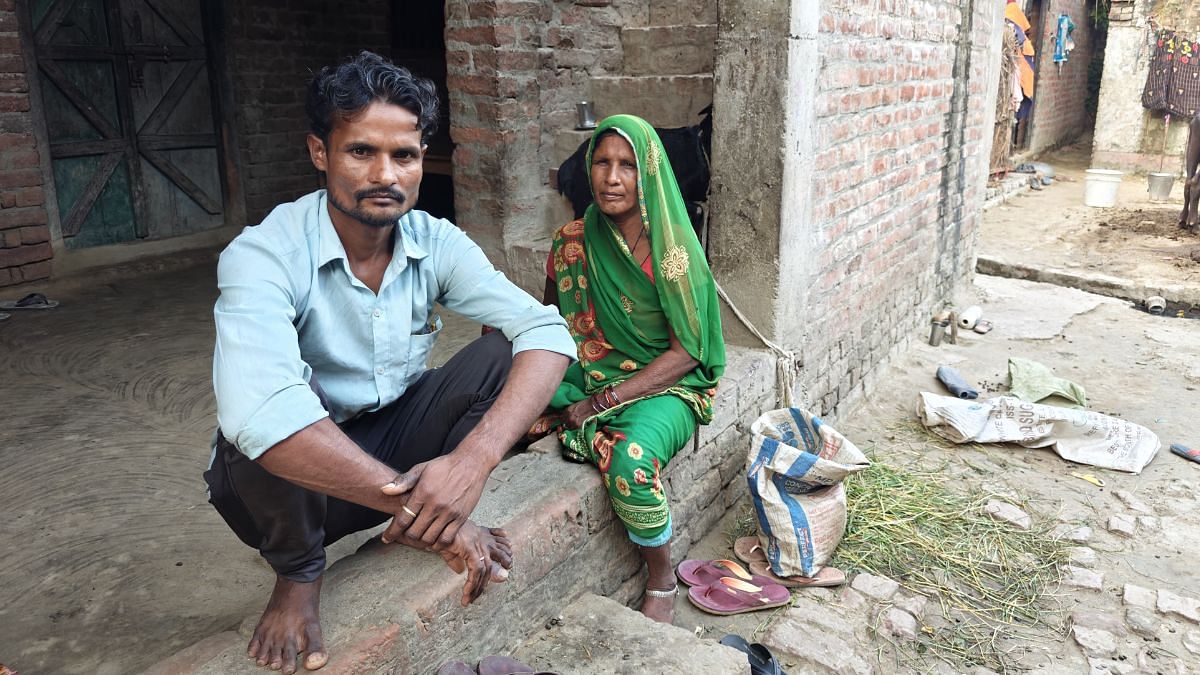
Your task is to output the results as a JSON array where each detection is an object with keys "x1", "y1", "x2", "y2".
[{"x1": 644, "y1": 584, "x2": 678, "y2": 598}]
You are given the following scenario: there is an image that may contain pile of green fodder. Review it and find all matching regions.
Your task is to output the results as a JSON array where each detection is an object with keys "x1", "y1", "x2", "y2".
[{"x1": 832, "y1": 459, "x2": 1070, "y2": 673}]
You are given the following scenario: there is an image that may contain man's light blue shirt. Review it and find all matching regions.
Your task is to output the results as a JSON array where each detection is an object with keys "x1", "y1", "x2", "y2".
[{"x1": 213, "y1": 190, "x2": 575, "y2": 460}]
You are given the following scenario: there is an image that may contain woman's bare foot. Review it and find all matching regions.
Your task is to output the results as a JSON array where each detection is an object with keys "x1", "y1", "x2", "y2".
[
  {"x1": 638, "y1": 542, "x2": 676, "y2": 624},
  {"x1": 247, "y1": 576, "x2": 327, "y2": 673}
]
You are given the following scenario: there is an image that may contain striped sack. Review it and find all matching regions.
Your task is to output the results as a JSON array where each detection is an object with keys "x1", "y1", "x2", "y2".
[{"x1": 747, "y1": 408, "x2": 870, "y2": 578}]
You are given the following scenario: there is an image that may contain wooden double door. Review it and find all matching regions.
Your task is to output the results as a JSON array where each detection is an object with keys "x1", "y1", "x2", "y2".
[{"x1": 28, "y1": 0, "x2": 231, "y2": 249}]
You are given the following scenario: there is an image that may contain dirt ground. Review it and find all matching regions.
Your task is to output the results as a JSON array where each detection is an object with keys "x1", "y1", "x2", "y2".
[
  {"x1": 0, "y1": 263, "x2": 479, "y2": 675},
  {"x1": 671, "y1": 275, "x2": 1200, "y2": 673},
  {"x1": 981, "y1": 142, "x2": 1200, "y2": 294},
  {"x1": 4, "y1": 152, "x2": 1200, "y2": 672}
]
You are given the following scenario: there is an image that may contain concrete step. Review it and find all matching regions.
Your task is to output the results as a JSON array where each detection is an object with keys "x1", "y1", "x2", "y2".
[
  {"x1": 513, "y1": 593, "x2": 750, "y2": 674},
  {"x1": 589, "y1": 75, "x2": 713, "y2": 129},
  {"x1": 552, "y1": 129, "x2": 592, "y2": 166},
  {"x1": 145, "y1": 346, "x2": 777, "y2": 674},
  {"x1": 621, "y1": 24, "x2": 718, "y2": 76}
]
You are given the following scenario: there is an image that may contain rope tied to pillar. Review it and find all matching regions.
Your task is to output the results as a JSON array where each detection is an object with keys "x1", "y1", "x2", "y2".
[{"x1": 713, "y1": 280, "x2": 804, "y2": 410}]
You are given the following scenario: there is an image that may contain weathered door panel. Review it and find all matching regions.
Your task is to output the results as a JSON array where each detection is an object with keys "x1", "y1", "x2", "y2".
[
  {"x1": 120, "y1": 0, "x2": 224, "y2": 238},
  {"x1": 30, "y1": 0, "x2": 226, "y2": 249}
]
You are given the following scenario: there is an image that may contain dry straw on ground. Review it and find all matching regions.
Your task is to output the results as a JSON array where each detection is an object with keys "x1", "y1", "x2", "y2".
[{"x1": 833, "y1": 456, "x2": 1069, "y2": 673}]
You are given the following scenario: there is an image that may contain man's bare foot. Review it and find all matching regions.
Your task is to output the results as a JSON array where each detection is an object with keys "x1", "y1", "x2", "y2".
[
  {"x1": 640, "y1": 583, "x2": 677, "y2": 624},
  {"x1": 247, "y1": 576, "x2": 327, "y2": 673}
]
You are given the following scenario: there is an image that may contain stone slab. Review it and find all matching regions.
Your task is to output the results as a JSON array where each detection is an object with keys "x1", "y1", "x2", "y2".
[
  {"x1": 513, "y1": 593, "x2": 749, "y2": 674},
  {"x1": 1122, "y1": 584, "x2": 1156, "y2": 609},
  {"x1": 1072, "y1": 626, "x2": 1118, "y2": 659},
  {"x1": 590, "y1": 75, "x2": 713, "y2": 128},
  {"x1": 1157, "y1": 589, "x2": 1200, "y2": 623},
  {"x1": 851, "y1": 573, "x2": 900, "y2": 600},
  {"x1": 763, "y1": 621, "x2": 873, "y2": 675},
  {"x1": 984, "y1": 499, "x2": 1032, "y2": 529},
  {"x1": 621, "y1": 25, "x2": 717, "y2": 76},
  {"x1": 1062, "y1": 566, "x2": 1104, "y2": 591},
  {"x1": 1067, "y1": 546, "x2": 1098, "y2": 568}
]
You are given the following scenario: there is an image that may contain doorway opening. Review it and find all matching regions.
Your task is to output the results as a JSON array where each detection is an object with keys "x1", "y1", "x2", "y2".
[{"x1": 391, "y1": 2, "x2": 454, "y2": 223}]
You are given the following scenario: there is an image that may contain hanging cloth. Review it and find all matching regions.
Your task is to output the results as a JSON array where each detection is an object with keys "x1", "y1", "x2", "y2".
[
  {"x1": 1143, "y1": 30, "x2": 1200, "y2": 117},
  {"x1": 1053, "y1": 14, "x2": 1076, "y2": 64},
  {"x1": 1006, "y1": 3, "x2": 1036, "y2": 99}
]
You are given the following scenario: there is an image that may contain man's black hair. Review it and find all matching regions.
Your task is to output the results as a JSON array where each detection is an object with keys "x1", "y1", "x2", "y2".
[{"x1": 305, "y1": 51, "x2": 440, "y2": 142}]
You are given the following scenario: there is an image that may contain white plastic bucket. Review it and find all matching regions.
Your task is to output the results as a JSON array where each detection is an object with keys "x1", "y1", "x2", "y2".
[{"x1": 1084, "y1": 169, "x2": 1123, "y2": 208}]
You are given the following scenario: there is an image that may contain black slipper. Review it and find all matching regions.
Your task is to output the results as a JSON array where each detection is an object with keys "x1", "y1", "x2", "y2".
[
  {"x1": 719, "y1": 634, "x2": 786, "y2": 675},
  {"x1": 0, "y1": 292, "x2": 59, "y2": 310}
]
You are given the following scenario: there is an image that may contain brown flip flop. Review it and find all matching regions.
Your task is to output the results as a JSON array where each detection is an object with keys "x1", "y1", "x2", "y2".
[
  {"x1": 733, "y1": 536, "x2": 767, "y2": 564},
  {"x1": 477, "y1": 655, "x2": 535, "y2": 675},
  {"x1": 747, "y1": 562, "x2": 847, "y2": 588},
  {"x1": 687, "y1": 577, "x2": 792, "y2": 616}
]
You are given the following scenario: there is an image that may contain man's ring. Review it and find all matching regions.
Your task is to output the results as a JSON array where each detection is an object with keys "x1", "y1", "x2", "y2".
[
  {"x1": 479, "y1": 555, "x2": 487, "y2": 562},
  {"x1": 402, "y1": 505, "x2": 418, "y2": 518}
]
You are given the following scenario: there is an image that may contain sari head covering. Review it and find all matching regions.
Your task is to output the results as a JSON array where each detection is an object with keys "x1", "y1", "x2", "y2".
[{"x1": 548, "y1": 114, "x2": 725, "y2": 459}]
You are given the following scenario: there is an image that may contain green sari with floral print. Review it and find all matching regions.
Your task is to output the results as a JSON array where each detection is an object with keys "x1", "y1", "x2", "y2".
[{"x1": 543, "y1": 114, "x2": 725, "y2": 545}]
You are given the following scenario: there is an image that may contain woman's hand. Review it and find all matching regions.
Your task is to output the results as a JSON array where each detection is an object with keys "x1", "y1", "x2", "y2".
[{"x1": 564, "y1": 398, "x2": 595, "y2": 429}]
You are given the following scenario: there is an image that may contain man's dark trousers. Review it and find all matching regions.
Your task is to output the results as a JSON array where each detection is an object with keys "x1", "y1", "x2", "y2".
[{"x1": 204, "y1": 332, "x2": 513, "y2": 582}]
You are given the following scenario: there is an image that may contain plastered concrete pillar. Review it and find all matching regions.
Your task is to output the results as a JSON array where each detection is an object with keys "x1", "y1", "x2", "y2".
[{"x1": 708, "y1": 0, "x2": 819, "y2": 350}]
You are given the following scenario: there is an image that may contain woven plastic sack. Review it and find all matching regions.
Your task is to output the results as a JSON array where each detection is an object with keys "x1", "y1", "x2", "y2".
[{"x1": 747, "y1": 408, "x2": 870, "y2": 578}]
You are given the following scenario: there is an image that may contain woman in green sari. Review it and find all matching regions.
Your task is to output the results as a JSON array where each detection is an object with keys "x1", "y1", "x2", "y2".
[{"x1": 536, "y1": 114, "x2": 725, "y2": 623}]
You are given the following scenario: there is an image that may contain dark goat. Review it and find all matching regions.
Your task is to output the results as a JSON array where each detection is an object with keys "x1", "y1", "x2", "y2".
[
  {"x1": 1182, "y1": 115, "x2": 1200, "y2": 231},
  {"x1": 556, "y1": 106, "x2": 712, "y2": 236}
]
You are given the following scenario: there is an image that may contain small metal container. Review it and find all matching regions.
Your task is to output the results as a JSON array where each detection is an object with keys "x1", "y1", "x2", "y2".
[{"x1": 576, "y1": 101, "x2": 597, "y2": 130}]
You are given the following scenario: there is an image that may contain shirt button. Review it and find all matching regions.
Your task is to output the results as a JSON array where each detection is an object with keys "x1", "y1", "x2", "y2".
[
  {"x1": 373, "y1": 309, "x2": 382, "y2": 318},
  {"x1": 375, "y1": 366, "x2": 385, "y2": 375}
]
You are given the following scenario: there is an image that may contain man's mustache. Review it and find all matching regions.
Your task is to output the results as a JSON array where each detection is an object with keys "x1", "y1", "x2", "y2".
[{"x1": 356, "y1": 188, "x2": 406, "y2": 203}]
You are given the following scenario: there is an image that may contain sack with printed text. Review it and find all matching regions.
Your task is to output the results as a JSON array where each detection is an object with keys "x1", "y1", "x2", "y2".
[{"x1": 746, "y1": 408, "x2": 870, "y2": 578}]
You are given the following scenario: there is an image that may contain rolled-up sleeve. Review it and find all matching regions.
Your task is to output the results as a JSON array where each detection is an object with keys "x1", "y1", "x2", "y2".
[
  {"x1": 213, "y1": 234, "x2": 328, "y2": 459},
  {"x1": 434, "y1": 227, "x2": 576, "y2": 360}
]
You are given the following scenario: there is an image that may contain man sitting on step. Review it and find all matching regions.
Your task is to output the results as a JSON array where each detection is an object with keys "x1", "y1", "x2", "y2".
[{"x1": 204, "y1": 51, "x2": 574, "y2": 674}]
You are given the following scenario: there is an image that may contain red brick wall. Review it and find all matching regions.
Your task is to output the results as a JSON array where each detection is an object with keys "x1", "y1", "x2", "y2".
[
  {"x1": 1026, "y1": 0, "x2": 1095, "y2": 154},
  {"x1": 444, "y1": 0, "x2": 658, "y2": 261},
  {"x1": 227, "y1": 0, "x2": 393, "y2": 224},
  {"x1": 0, "y1": 0, "x2": 51, "y2": 287},
  {"x1": 802, "y1": 0, "x2": 998, "y2": 413}
]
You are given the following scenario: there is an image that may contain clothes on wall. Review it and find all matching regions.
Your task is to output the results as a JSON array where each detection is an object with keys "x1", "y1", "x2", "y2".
[
  {"x1": 1142, "y1": 29, "x2": 1200, "y2": 117},
  {"x1": 1005, "y1": 0, "x2": 1037, "y2": 121},
  {"x1": 1053, "y1": 13, "x2": 1076, "y2": 63}
]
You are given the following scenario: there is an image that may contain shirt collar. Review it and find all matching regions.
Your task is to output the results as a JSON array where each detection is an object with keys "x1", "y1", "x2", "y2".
[{"x1": 316, "y1": 191, "x2": 430, "y2": 268}]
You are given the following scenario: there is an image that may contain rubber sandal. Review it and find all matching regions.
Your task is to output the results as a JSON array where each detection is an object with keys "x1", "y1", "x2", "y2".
[
  {"x1": 1171, "y1": 443, "x2": 1200, "y2": 464},
  {"x1": 0, "y1": 292, "x2": 58, "y2": 310},
  {"x1": 734, "y1": 536, "x2": 767, "y2": 564},
  {"x1": 0, "y1": 312, "x2": 9, "y2": 321},
  {"x1": 719, "y1": 634, "x2": 786, "y2": 675},
  {"x1": 973, "y1": 319, "x2": 993, "y2": 334},
  {"x1": 477, "y1": 655, "x2": 534, "y2": 675},
  {"x1": 687, "y1": 577, "x2": 791, "y2": 616},
  {"x1": 676, "y1": 559, "x2": 772, "y2": 587},
  {"x1": 747, "y1": 562, "x2": 847, "y2": 588}
]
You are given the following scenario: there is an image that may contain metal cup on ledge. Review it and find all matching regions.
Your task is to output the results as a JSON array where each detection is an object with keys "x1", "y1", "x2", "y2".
[{"x1": 576, "y1": 101, "x2": 597, "y2": 130}]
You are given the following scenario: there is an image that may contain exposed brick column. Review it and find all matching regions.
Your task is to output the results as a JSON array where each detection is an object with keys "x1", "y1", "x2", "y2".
[
  {"x1": 710, "y1": 0, "x2": 1002, "y2": 417},
  {"x1": 0, "y1": 0, "x2": 51, "y2": 287},
  {"x1": 444, "y1": 0, "x2": 547, "y2": 259}
]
